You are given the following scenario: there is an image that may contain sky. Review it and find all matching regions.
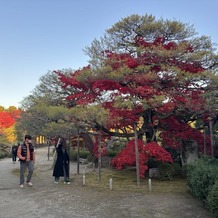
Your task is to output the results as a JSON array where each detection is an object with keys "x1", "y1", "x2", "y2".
[{"x1": 0, "y1": 0, "x2": 217, "y2": 109}]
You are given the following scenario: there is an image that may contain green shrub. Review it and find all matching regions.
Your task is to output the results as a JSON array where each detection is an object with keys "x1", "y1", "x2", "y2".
[
  {"x1": 156, "y1": 162, "x2": 182, "y2": 180},
  {"x1": 187, "y1": 157, "x2": 218, "y2": 201},
  {"x1": 106, "y1": 150, "x2": 119, "y2": 157},
  {"x1": 0, "y1": 150, "x2": 8, "y2": 159},
  {"x1": 70, "y1": 151, "x2": 77, "y2": 161},
  {"x1": 158, "y1": 162, "x2": 175, "y2": 180},
  {"x1": 0, "y1": 144, "x2": 10, "y2": 159},
  {"x1": 70, "y1": 150, "x2": 90, "y2": 161},
  {"x1": 206, "y1": 181, "x2": 218, "y2": 218},
  {"x1": 171, "y1": 163, "x2": 182, "y2": 176},
  {"x1": 180, "y1": 164, "x2": 188, "y2": 178}
]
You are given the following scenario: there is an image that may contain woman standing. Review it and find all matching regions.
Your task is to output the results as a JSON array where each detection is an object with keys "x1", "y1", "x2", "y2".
[{"x1": 52, "y1": 138, "x2": 71, "y2": 184}]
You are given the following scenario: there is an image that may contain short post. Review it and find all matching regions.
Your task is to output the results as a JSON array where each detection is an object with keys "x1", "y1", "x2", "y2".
[
  {"x1": 83, "y1": 169, "x2": 86, "y2": 186},
  {"x1": 97, "y1": 132, "x2": 102, "y2": 184},
  {"x1": 109, "y1": 178, "x2": 113, "y2": 190},
  {"x1": 148, "y1": 178, "x2": 152, "y2": 192}
]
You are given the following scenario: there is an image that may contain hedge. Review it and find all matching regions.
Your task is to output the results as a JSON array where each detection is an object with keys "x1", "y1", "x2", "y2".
[{"x1": 187, "y1": 157, "x2": 218, "y2": 217}]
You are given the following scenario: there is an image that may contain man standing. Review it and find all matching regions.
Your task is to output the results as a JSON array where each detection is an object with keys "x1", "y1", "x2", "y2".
[{"x1": 17, "y1": 135, "x2": 35, "y2": 189}]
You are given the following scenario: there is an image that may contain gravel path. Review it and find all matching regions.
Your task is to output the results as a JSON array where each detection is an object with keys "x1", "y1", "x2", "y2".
[{"x1": 0, "y1": 147, "x2": 213, "y2": 218}]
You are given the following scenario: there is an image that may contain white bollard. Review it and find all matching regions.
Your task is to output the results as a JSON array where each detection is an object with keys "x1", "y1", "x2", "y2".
[
  {"x1": 83, "y1": 174, "x2": 86, "y2": 186},
  {"x1": 109, "y1": 178, "x2": 113, "y2": 190},
  {"x1": 148, "y1": 178, "x2": 152, "y2": 192},
  {"x1": 83, "y1": 168, "x2": 86, "y2": 175}
]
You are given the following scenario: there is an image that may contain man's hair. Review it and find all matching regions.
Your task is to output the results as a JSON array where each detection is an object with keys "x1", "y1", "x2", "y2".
[{"x1": 25, "y1": 134, "x2": 32, "y2": 140}]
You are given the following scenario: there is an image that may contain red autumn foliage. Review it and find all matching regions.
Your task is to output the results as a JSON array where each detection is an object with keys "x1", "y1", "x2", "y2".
[
  {"x1": 159, "y1": 115, "x2": 211, "y2": 154},
  {"x1": 0, "y1": 108, "x2": 21, "y2": 140},
  {"x1": 56, "y1": 31, "x2": 216, "y2": 171},
  {"x1": 0, "y1": 111, "x2": 15, "y2": 128},
  {"x1": 111, "y1": 140, "x2": 173, "y2": 177}
]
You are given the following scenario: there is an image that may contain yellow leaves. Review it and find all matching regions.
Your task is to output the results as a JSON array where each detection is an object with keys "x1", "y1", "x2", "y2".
[
  {"x1": 0, "y1": 106, "x2": 5, "y2": 112},
  {"x1": 3, "y1": 124, "x2": 16, "y2": 143}
]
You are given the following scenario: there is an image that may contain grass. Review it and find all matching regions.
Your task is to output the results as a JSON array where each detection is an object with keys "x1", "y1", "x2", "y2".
[
  {"x1": 12, "y1": 168, "x2": 20, "y2": 175},
  {"x1": 77, "y1": 167, "x2": 188, "y2": 193},
  {"x1": 11, "y1": 161, "x2": 188, "y2": 194}
]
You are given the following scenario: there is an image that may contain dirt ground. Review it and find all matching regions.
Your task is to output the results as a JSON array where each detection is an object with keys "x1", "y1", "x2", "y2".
[{"x1": 0, "y1": 147, "x2": 213, "y2": 218}]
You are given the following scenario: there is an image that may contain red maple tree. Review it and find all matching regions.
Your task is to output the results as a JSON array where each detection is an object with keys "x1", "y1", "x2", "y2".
[
  {"x1": 0, "y1": 111, "x2": 15, "y2": 128},
  {"x1": 111, "y1": 140, "x2": 173, "y2": 177},
  {"x1": 56, "y1": 15, "x2": 218, "y2": 174}
]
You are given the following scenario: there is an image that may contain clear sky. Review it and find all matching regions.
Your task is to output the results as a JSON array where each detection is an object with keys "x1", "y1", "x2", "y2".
[{"x1": 0, "y1": 0, "x2": 217, "y2": 109}]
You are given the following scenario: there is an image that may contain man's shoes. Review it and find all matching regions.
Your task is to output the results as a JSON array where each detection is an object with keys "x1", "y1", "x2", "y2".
[
  {"x1": 27, "y1": 182, "x2": 33, "y2": 187},
  {"x1": 54, "y1": 181, "x2": 59, "y2": 184},
  {"x1": 64, "y1": 181, "x2": 71, "y2": 184},
  {"x1": 19, "y1": 184, "x2": 24, "y2": 189}
]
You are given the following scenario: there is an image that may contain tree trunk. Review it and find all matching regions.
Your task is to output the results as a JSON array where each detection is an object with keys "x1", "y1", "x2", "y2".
[
  {"x1": 134, "y1": 124, "x2": 140, "y2": 186},
  {"x1": 80, "y1": 132, "x2": 94, "y2": 153}
]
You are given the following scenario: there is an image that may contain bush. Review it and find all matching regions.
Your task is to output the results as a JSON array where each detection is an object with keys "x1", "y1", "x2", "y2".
[
  {"x1": 152, "y1": 162, "x2": 182, "y2": 180},
  {"x1": 0, "y1": 144, "x2": 10, "y2": 159},
  {"x1": 171, "y1": 163, "x2": 182, "y2": 176},
  {"x1": 0, "y1": 150, "x2": 5, "y2": 159},
  {"x1": 206, "y1": 181, "x2": 218, "y2": 218},
  {"x1": 180, "y1": 164, "x2": 188, "y2": 178},
  {"x1": 158, "y1": 162, "x2": 175, "y2": 180},
  {"x1": 106, "y1": 150, "x2": 119, "y2": 157},
  {"x1": 70, "y1": 150, "x2": 90, "y2": 161},
  {"x1": 187, "y1": 157, "x2": 218, "y2": 201}
]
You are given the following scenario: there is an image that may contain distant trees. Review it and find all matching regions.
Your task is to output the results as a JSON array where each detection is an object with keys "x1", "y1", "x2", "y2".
[
  {"x1": 0, "y1": 106, "x2": 21, "y2": 144},
  {"x1": 16, "y1": 70, "x2": 79, "y2": 140}
]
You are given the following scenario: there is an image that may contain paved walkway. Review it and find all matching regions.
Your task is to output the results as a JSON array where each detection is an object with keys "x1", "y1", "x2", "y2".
[{"x1": 0, "y1": 147, "x2": 213, "y2": 218}]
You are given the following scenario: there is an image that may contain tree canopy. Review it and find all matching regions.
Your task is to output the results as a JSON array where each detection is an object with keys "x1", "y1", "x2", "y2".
[
  {"x1": 56, "y1": 14, "x2": 218, "y2": 174},
  {"x1": 16, "y1": 70, "x2": 78, "y2": 140}
]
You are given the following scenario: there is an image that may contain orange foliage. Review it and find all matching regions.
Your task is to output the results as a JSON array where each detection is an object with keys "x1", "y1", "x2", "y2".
[
  {"x1": 0, "y1": 106, "x2": 21, "y2": 143},
  {"x1": 3, "y1": 125, "x2": 16, "y2": 143},
  {"x1": 0, "y1": 111, "x2": 15, "y2": 128}
]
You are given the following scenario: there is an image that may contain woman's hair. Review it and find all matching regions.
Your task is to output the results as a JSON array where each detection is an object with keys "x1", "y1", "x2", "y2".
[{"x1": 60, "y1": 138, "x2": 67, "y2": 147}]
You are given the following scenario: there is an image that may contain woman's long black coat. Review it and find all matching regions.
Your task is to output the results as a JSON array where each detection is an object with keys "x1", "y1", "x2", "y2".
[{"x1": 52, "y1": 144, "x2": 69, "y2": 178}]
